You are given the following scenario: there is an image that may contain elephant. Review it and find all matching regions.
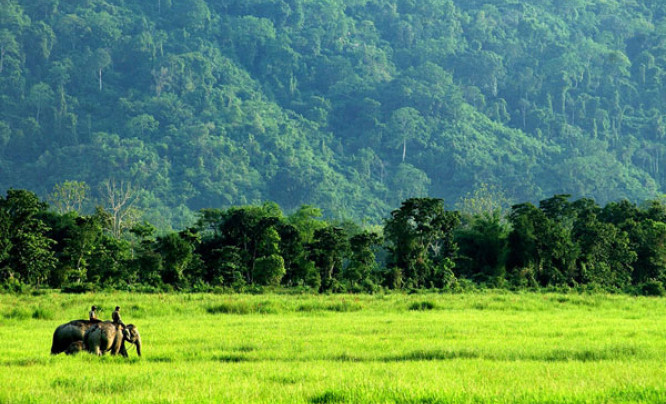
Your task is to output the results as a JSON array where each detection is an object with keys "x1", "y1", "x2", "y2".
[
  {"x1": 51, "y1": 320, "x2": 97, "y2": 355},
  {"x1": 65, "y1": 341, "x2": 85, "y2": 355},
  {"x1": 84, "y1": 321, "x2": 142, "y2": 357}
]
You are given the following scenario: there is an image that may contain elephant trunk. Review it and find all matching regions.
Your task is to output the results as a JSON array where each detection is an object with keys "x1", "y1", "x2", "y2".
[{"x1": 135, "y1": 336, "x2": 142, "y2": 357}]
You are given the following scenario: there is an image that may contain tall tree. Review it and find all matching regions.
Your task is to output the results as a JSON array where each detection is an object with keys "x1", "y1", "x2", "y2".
[
  {"x1": 100, "y1": 179, "x2": 140, "y2": 239},
  {"x1": 310, "y1": 225, "x2": 348, "y2": 292},
  {"x1": 0, "y1": 190, "x2": 56, "y2": 286},
  {"x1": 386, "y1": 107, "x2": 427, "y2": 163},
  {"x1": 384, "y1": 197, "x2": 460, "y2": 288},
  {"x1": 48, "y1": 180, "x2": 89, "y2": 214}
]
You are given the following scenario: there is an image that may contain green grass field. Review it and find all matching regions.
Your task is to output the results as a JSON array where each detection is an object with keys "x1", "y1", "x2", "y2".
[{"x1": 0, "y1": 292, "x2": 665, "y2": 403}]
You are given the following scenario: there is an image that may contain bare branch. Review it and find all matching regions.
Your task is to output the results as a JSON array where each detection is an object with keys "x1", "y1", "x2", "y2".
[{"x1": 101, "y1": 179, "x2": 140, "y2": 238}]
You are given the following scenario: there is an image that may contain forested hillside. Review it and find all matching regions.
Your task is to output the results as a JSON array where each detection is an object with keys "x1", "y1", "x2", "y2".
[{"x1": 1, "y1": 0, "x2": 664, "y2": 226}]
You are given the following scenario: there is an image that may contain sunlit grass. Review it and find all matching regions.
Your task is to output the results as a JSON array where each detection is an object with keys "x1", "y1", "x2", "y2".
[{"x1": 0, "y1": 291, "x2": 665, "y2": 403}]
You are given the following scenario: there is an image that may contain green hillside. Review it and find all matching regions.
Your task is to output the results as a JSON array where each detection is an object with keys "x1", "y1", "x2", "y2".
[{"x1": 1, "y1": 0, "x2": 664, "y2": 226}]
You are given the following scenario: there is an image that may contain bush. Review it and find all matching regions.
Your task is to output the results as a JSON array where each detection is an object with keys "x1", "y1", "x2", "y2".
[
  {"x1": 409, "y1": 301, "x2": 436, "y2": 311},
  {"x1": 0, "y1": 278, "x2": 31, "y2": 294},
  {"x1": 61, "y1": 282, "x2": 96, "y2": 294},
  {"x1": 636, "y1": 280, "x2": 665, "y2": 297},
  {"x1": 206, "y1": 300, "x2": 278, "y2": 315},
  {"x1": 32, "y1": 307, "x2": 55, "y2": 320},
  {"x1": 325, "y1": 300, "x2": 362, "y2": 312},
  {"x1": 2, "y1": 307, "x2": 31, "y2": 320}
]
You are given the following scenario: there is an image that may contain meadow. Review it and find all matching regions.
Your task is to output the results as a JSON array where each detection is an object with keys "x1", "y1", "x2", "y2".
[{"x1": 0, "y1": 291, "x2": 665, "y2": 403}]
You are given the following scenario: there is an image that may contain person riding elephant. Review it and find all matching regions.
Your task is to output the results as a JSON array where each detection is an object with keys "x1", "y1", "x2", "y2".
[
  {"x1": 112, "y1": 306, "x2": 126, "y2": 329},
  {"x1": 51, "y1": 319, "x2": 96, "y2": 355},
  {"x1": 89, "y1": 306, "x2": 101, "y2": 323},
  {"x1": 84, "y1": 321, "x2": 142, "y2": 357}
]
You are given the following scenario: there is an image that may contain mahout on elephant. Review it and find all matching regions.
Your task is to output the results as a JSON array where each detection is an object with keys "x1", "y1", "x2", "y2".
[
  {"x1": 84, "y1": 321, "x2": 142, "y2": 357},
  {"x1": 51, "y1": 319, "x2": 142, "y2": 357}
]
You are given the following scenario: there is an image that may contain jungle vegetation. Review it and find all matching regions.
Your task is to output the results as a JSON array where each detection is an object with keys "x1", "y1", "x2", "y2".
[
  {"x1": 1, "y1": 0, "x2": 665, "y2": 227},
  {"x1": 0, "y1": 188, "x2": 664, "y2": 295}
]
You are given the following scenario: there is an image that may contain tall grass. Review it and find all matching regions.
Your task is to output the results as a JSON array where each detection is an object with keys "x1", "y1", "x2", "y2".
[{"x1": 0, "y1": 291, "x2": 665, "y2": 403}]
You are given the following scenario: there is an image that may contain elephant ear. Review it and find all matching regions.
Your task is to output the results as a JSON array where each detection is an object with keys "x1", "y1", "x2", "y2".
[{"x1": 123, "y1": 325, "x2": 137, "y2": 341}]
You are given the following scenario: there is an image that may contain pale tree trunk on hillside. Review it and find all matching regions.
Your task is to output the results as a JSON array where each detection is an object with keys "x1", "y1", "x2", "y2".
[{"x1": 102, "y1": 179, "x2": 140, "y2": 239}]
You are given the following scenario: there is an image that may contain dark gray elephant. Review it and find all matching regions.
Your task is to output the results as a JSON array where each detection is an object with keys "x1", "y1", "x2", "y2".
[
  {"x1": 51, "y1": 320, "x2": 96, "y2": 355},
  {"x1": 84, "y1": 321, "x2": 142, "y2": 357},
  {"x1": 65, "y1": 340, "x2": 85, "y2": 355}
]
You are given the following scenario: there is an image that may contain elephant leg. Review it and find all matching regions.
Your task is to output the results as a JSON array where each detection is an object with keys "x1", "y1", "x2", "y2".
[
  {"x1": 93, "y1": 336, "x2": 103, "y2": 356},
  {"x1": 111, "y1": 332, "x2": 124, "y2": 355}
]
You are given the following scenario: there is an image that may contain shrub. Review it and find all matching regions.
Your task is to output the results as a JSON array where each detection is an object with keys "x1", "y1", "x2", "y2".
[
  {"x1": 325, "y1": 300, "x2": 362, "y2": 312},
  {"x1": 3, "y1": 307, "x2": 31, "y2": 320},
  {"x1": 206, "y1": 300, "x2": 278, "y2": 315},
  {"x1": 32, "y1": 307, "x2": 55, "y2": 320},
  {"x1": 636, "y1": 280, "x2": 665, "y2": 297},
  {"x1": 61, "y1": 282, "x2": 96, "y2": 294},
  {"x1": 0, "y1": 278, "x2": 30, "y2": 294},
  {"x1": 408, "y1": 301, "x2": 436, "y2": 311}
]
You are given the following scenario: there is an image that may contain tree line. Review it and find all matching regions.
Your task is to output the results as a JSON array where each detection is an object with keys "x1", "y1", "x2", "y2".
[{"x1": 1, "y1": 188, "x2": 664, "y2": 295}]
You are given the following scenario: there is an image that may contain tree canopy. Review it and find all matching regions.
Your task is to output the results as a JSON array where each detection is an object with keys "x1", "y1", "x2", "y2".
[
  {"x1": 0, "y1": 0, "x2": 664, "y2": 226},
  {"x1": 1, "y1": 189, "x2": 665, "y2": 295}
]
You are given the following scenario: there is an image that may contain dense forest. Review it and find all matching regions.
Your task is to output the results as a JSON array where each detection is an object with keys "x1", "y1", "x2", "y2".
[
  {"x1": 1, "y1": 189, "x2": 665, "y2": 295},
  {"x1": 1, "y1": 0, "x2": 665, "y2": 226}
]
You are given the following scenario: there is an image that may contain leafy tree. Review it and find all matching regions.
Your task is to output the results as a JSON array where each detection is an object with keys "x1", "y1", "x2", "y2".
[
  {"x1": 90, "y1": 48, "x2": 111, "y2": 91},
  {"x1": 0, "y1": 207, "x2": 11, "y2": 280},
  {"x1": 506, "y1": 202, "x2": 542, "y2": 286},
  {"x1": 275, "y1": 222, "x2": 307, "y2": 286},
  {"x1": 600, "y1": 199, "x2": 666, "y2": 286},
  {"x1": 253, "y1": 254, "x2": 285, "y2": 286},
  {"x1": 386, "y1": 107, "x2": 427, "y2": 163},
  {"x1": 571, "y1": 198, "x2": 635, "y2": 289},
  {"x1": 384, "y1": 197, "x2": 460, "y2": 288},
  {"x1": 310, "y1": 225, "x2": 348, "y2": 292},
  {"x1": 0, "y1": 29, "x2": 20, "y2": 75},
  {"x1": 631, "y1": 220, "x2": 666, "y2": 285},
  {"x1": 0, "y1": 190, "x2": 56, "y2": 286},
  {"x1": 345, "y1": 230, "x2": 382, "y2": 290},
  {"x1": 286, "y1": 205, "x2": 327, "y2": 243},
  {"x1": 455, "y1": 211, "x2": 508, "y2": 286},
  {"x1": 204, "y1": 204, "x2": 285, "y2": 285},
  {"x1": 157, "y1": 230, "x2": 198, "y2": 287},
  {"x1": 507, "y1": 196, "x2": 579, "y2": 287},
  {"x1": 126, "y1": 114, "x2": 159, "y2": 138},
  {"x1": 47, "y1": 212, "x2": 105, "y2": 287},
  {"x1": 27, "y1": 82, "x2": 54, "y2": 124},
  {"x1": 48, "y1": 180, "x2": 89, "y2": 214},
  {"x1": 86, "y1": 234, "x2": 130, "y2": 287}
]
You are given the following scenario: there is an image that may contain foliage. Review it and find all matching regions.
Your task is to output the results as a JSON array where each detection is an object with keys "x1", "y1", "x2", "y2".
[
  {"x1": 0, "y1": 0, "x2": 664, "y2": 227},
  {"x1": 0, "y1": 189, "x2": 665, "y2": 294},
  {"x1": 384, "y1": 198, "x2": 460, "y2": 288}
]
